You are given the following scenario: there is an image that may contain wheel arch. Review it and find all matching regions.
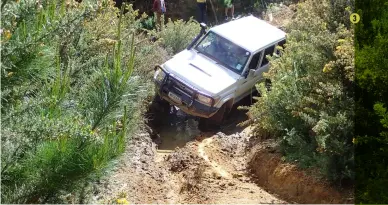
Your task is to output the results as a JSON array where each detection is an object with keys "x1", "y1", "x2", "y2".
[
  {"x1": 216, "y1": 95, "x2": 235, "y2": 109},
  {"x1": 216, "y1": 96, "x2": 234, "y2": 116}
]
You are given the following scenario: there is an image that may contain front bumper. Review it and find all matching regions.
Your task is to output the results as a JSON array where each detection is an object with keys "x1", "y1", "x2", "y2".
[{"x1": 154, "y1": 67, "x2": 218, "y2": 118}]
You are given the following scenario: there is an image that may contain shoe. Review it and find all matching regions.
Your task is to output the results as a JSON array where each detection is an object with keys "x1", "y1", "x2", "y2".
[
  {"x1": 225, "y1": 16, "x2": 228, "y2": 21},
  {"x1": 232, "y1": 16, "x2": 235, "y2": 20}
]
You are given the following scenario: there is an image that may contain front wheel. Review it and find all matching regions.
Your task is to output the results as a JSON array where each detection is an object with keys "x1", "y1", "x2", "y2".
[
  {"x1": 198, "y1": 104, "x2": 226, "y2": 131},
  {"x1": 148, "y1": 93, "x2": 171, "y2": 128}
]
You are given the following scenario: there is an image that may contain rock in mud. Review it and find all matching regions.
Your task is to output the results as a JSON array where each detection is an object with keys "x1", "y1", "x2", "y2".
[{"x1": 232, "y1": 173, "x2": 244, "y2": 178}]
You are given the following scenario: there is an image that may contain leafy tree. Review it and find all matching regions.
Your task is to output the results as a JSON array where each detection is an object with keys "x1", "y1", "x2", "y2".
[{"x1": 354, "y1": 0, "x2": 388, "y2": 203}]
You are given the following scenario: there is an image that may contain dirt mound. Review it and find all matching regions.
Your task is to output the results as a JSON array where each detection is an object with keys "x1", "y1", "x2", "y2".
[
  {"x1": 166, "y1": 143, "x2": 202, "y2": 172},
  {"x1": 247, "y1": 143, "x2": 354, "y2": 204},
  {"x1": 163, "y1": 141, "x2": 210, "y2": 203}
]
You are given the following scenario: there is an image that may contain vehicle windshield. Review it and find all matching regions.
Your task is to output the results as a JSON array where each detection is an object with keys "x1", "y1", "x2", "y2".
[{"x1": 195, "y1": 31, "x2": 250, "y2": 74}]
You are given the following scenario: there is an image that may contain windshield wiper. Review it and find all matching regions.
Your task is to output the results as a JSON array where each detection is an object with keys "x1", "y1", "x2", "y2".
[{"x1": 195, "y1": 49, "x2": 203, "y2": 55}]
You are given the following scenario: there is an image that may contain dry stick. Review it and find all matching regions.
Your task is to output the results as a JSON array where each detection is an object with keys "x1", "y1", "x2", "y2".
[{"x1": 208, "y1": 0, "x2": 218, "y2": 24}]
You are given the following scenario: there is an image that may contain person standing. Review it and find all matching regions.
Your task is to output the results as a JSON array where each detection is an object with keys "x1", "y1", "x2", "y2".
[
  {"x1": 224, "y1": 0, "x2": 234, "y2": 21},
  {"x1": 197, "y1": 0, "x2": 207, "y2": 23},
  {"x1": 153, "y1": 0, "x2": 166, "y2": 29}
]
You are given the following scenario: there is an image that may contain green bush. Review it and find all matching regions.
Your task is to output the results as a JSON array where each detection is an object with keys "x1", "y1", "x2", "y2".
[
  {"x1": 141, "y1": 16, "x2": 156, "y2": 30},
  {"x1": 246, "y1": 0, "x2": 354, "y2": 183},
  {"x1": 150, "y1": 17, "x2": 200, "y2": 54},
  {"x1": 0, "y1": 1, "x2": 162, "y2": 203}
]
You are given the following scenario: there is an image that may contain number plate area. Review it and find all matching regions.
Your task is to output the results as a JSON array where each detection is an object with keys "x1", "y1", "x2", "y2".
[{"x1": 168, "y1": 92, "x2": 182, "y2": 104}]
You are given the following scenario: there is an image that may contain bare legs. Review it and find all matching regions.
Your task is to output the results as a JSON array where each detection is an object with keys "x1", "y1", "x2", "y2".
[
  {"x1": 224, "y1": 5, "x2": 234, "y2": 20},
  {"x1": 231, "y1": 5, "x2": 234, "y2": 18}
]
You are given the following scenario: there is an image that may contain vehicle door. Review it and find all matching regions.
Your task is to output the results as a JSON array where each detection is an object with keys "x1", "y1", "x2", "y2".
[
  {"x1": 235, "y1": 51, "x2": 263, "y2": 102},
  {"x1": 254, "y1": 44, "x2": 276, "y2": 81},
  {"x1": 253, "y1": 39, "x2": 285, "y2": 82},
  {"x1": 236, "y1": 44, "x2": 277, "y2": 101}
]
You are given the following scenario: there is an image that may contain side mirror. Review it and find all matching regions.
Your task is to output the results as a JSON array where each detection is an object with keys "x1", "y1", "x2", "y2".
[
  {"x1": 247, "y1": 69, "x2": 255, "y2": 78},
  {"x1": 200, "y1": 23, "x2": 207, "y2": 30},
  {"x1": 199, "y1": 23, "x2": 207, "y2": 36}
]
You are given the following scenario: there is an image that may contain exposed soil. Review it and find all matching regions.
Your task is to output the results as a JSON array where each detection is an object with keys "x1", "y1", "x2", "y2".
[
  {"x1": 88, "y1": 94, "x2": 353, "y2": 204},
  {"x1": 247, "y1": 143, "x2": 354, "y2": 204}
]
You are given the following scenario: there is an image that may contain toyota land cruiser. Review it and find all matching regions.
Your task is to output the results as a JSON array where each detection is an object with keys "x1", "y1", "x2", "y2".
[{"x1": 153, "y1": 16, "x2": 286, "y2": 128}]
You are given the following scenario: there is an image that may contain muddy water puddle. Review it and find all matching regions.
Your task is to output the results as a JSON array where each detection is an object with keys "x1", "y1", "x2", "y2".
[
  {"x1": 155, "y1": 108, "x2": 201, "y2": 152},
  {"x1": 154, "y1": 95, "x2": 253, "y2": 153}
]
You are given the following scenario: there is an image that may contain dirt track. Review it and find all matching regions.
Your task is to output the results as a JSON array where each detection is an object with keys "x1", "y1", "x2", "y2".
[
  {"x1": 89, "y1": 96, "x2": 353, "y2": 204},
  {"x1": 91, "y1": 125, "x2": 285, "y2": 203}
]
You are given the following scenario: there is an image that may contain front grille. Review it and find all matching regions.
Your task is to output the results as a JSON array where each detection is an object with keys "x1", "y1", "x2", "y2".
[{"x1": 170, "y1": 78, "x2": 194, "y2": 96}]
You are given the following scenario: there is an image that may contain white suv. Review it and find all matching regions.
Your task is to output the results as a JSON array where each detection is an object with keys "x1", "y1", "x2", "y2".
[{"x1": 153, "y1": 16, "x2": 286, "y2": 127}]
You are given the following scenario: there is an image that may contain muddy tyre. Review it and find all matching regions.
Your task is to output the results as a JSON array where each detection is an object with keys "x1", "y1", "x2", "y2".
[
  {"x1": 148, "y1": 94, "x2": 170, "y2": 127},
  {"x1": 149, "y1": 94, "x2": 170, "y2": 112},
  {"x1": 198, "y1": 104, "x2": 226, "y2": 131}
]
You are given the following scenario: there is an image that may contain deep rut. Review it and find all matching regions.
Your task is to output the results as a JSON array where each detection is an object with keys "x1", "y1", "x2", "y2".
[{"x1": 153, "y1": 128, "x2": 286, "y2": 204}]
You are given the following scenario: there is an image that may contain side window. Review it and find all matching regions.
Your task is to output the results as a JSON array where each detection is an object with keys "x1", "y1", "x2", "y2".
[
  {"x1": 260, "y1": 45, "x2": 275, "y2": 67},
  {"x1": 248, "y1": 52, "x2": 262, "y2": 70},
  {"x1": 275, "y1": 39, "x2": 286, "y2": 55}
]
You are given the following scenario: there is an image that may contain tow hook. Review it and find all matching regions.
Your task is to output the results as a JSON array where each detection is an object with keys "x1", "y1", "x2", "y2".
[{"x1": 188, "y1": 99, "x2": 194, "y2": 107}]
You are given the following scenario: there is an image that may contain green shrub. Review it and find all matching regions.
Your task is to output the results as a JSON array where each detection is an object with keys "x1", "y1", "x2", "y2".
[
  {"x1": 150, "y1": 17, "x2": 200, "y2": 54},
  {"x1": 0, "y1": 1, "x2": 154, "y2": 203},
  {"x1": 141, "y1": 16, "x2": 156, "y2": 30},
  {"x1": 246, "y1": 0, "x2": 354, "y2": 183}
]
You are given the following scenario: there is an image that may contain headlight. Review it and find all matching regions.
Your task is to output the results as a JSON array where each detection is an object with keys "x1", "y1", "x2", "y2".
[
  {"x1": 154, "y1": 67, "x2": 166, "y2": 82},
  {"x1": 197, "y1": 94, "x2": 212, "y2": 106}
]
